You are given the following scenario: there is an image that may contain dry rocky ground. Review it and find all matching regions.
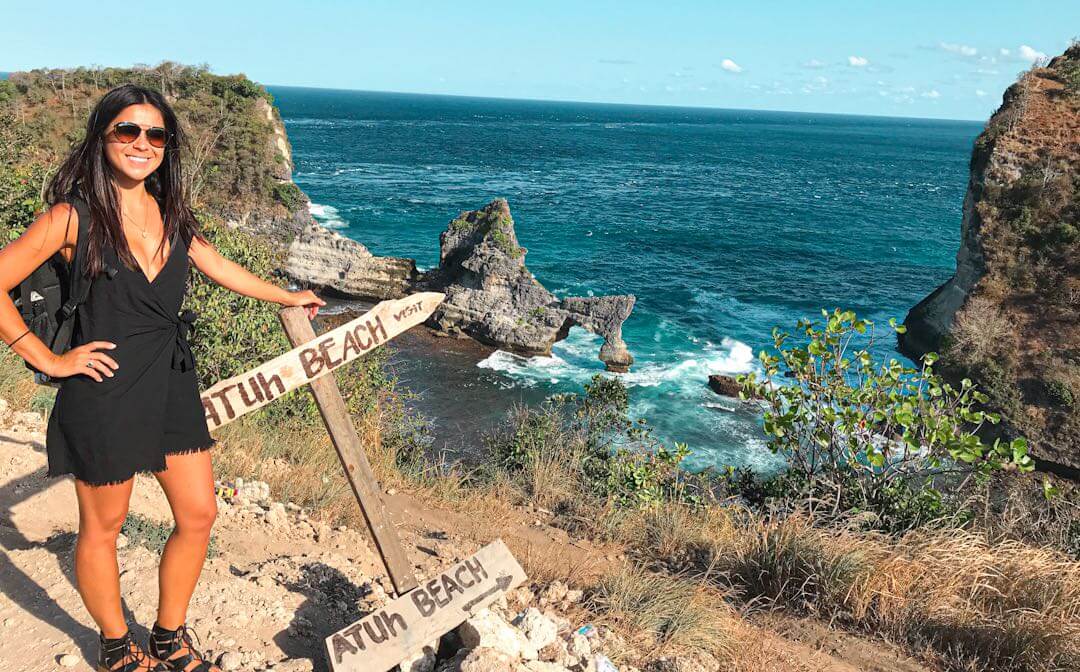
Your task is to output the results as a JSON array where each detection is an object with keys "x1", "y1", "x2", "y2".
[{"x1": 0, "y1": 399, "x2": 929, "y2": 672}]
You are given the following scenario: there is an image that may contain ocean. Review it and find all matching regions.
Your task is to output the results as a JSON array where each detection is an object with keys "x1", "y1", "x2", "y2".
[{"x1": 267, "y1": 85, "x2": 984, "y2": 472}]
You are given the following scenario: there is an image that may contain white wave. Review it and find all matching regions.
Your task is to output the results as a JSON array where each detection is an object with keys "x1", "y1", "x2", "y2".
[{"x1": 308, "y1": 202, "x2": 348, "y2": 229}]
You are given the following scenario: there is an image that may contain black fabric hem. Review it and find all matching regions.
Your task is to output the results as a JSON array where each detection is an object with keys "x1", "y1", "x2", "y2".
[
  {"x1": 45, "y1": 439, "x2": 216, "y2": 487},
  {"x1": 163, "y1": 436, "x2": 217, "y2": 457},
  {"x1": 45, "y1": 465, "x2": 163, "y2": 488}
]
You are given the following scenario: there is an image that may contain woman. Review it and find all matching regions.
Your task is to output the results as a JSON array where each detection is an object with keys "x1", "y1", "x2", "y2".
[{"x1": 0, "y1": 84, "x2": 324, "y2": 671}]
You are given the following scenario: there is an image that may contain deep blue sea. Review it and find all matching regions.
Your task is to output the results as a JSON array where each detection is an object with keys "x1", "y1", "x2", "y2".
[{"x1": 267, "y1": 85, "x2": 984, "y2": 471}]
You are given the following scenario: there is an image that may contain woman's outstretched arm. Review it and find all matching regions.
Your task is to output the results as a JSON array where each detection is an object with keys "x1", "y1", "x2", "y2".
[{"x1": 187, "y1": 235, "x2": 325, "y2": 319}]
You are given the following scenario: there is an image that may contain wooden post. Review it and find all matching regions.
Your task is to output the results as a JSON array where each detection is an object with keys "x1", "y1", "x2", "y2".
[{"x1": 279, "y1": 306, "x2": 419, "y2": 595}]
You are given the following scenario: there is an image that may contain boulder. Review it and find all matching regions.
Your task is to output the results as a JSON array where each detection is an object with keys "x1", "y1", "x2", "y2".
[
  {"x1": 460, "y1": 647, "x2": 517, "y2": 672},
  {"x1": 284, "y1": 222, "x2": 418, "y2": 299},
  {"x1": 458, "y1": 608, "x2": 537, "y2": 661},
  {"x1": 515, "y1": 608, "x2": 558, "y2": 651},
  {"x1": 706, "y1": 374, "x2": 741, "y2": 398}
]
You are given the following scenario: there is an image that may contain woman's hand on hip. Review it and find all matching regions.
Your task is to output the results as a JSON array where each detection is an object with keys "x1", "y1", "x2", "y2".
[
  {"x1": 281, "y1": 289, "x2": 326, "y2": 320},
  {"x1": 46, "y1": 341, "x2": 118, "y2": 383}
]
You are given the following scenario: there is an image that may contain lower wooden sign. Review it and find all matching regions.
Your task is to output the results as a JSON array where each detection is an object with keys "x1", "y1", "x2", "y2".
[{"x1": 326, "y1": 540, "x2": 527, "y2": 672}]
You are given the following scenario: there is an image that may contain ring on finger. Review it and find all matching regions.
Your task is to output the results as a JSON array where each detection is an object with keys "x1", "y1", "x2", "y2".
[{"x1": 86, "y1": 361, "x2": 95, "y2": 368}]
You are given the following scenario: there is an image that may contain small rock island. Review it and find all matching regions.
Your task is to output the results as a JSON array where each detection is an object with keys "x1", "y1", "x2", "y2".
[{"x1": 285, "y1": 199, "x2": 635, "y2": 372}]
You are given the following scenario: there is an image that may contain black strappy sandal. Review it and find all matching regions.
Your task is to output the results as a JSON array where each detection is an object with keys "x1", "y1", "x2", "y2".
[
  {"x1": 98, "y1": 630, "x2": 168, "y2": 672},
  {"x1": 147, "y1": 623, "x2": 221, "y2": 672}
]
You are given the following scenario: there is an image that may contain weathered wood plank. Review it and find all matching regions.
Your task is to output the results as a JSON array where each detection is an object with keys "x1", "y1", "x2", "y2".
[
  {"x1": 278, "y1": 304, "x2": 423, "y2": 596},
  {"x1": 200, "y1": 292, "x2": 444, "y2": 431},
  {"x1": 325, "y1": 540, "x2": 527, "y2": 672}
]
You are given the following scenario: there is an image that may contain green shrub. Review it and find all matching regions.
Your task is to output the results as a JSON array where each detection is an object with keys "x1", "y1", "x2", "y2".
[
  {"x1": 738, "y1": 309, "x2": 1034, "y2": 529},
  {"x1": 1045, "y1": 379, "x2": 1075, "y2": 408},
  {"x1": 270, "y1": 180, "x2": 305, "y2": 213}
]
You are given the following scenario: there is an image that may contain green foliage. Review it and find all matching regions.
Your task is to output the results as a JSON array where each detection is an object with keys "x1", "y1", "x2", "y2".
[
  {"x1": 487, "y1": 374, "x2": 693, "y2": 508},
  {"x1": 1045, "y1": 379, "x2": 1075, "y2": 408},
  {"x1": 738, "y1": 309, "x2": 1034, "y2": 528},
  {"x1": 121, "y1": 512, "x2": 219, "y2": 558},
  {"x1": 270, "y1": 180, "x2": 305, "y2": 213},
  {"x1": 450, "y1": 217, "x2": 475, "y2": 232}
]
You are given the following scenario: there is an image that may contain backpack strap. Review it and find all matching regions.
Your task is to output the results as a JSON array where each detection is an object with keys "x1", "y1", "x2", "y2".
[
  {"x1": 60, "y1": 194, "x2": 93, "y2": 319},
  {"x1": 48, "y1": 194, "x2": 94, "y2": 353}
]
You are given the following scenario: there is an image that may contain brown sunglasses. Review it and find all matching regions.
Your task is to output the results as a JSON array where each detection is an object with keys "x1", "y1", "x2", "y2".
[{"x1": 110, "y1": 121, "x2": 172, "y2": 149}]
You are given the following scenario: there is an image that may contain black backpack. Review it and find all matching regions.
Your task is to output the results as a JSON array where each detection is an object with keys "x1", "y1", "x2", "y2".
[{"x1": 9, "y1": 189, "x2": 96, "y2": 387}]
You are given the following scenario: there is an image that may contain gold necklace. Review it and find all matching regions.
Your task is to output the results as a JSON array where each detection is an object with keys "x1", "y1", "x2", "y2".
[{"x1": 122, "y1": 198, "x2": 151, "y2": 239}]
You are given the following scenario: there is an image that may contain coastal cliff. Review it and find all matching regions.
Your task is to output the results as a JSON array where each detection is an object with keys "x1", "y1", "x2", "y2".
[{"x1": 900, "y1": 45, "x2": 1080, "y2": 469}]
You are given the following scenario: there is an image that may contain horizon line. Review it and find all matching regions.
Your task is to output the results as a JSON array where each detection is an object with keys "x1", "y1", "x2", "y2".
[
  {"x1": 0, "y1": 68, "x2": 987, "y2": 124},
  {"x1": 263, "y1": 83, "x2": 989, "y2": 125}
]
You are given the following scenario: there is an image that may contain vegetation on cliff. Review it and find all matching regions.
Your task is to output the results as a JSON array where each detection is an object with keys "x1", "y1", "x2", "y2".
[
  {"x1": 0, "y1": 62, "x2": 305, "y2": 245},
  {"x1": 902, "y1": 44, "x2": 1080, "y2": 469}
]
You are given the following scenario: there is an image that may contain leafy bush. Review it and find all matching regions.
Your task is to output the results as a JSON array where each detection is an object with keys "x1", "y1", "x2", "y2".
[
  {"x1": 270, "y1": 179, "x2": 305, "y2": 213},
  {"x1": 1045, "y1": 379, "x2": 1075, "y2": 408},
  {"x1": 738, "y1": 309, "x2": 1034, "y2": 528}
]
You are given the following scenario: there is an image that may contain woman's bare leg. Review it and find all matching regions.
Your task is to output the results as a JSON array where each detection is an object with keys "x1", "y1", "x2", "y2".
[
  {"x1": 153, "y1": 450, "x2": 217, "y2": 629},
  {"x1": 74, "y1": 477, "x2": 134, "y2": 638}
]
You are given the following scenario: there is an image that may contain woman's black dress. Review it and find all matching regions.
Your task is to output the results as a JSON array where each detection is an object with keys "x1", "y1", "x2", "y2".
[{"x1": 46, "y1": 207, "x2": 216, "y2": 486}]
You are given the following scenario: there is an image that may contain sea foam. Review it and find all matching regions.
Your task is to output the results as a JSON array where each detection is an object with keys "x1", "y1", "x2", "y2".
[{"x1": 308, "y1": 202, "x2": 348, "y2": 229}]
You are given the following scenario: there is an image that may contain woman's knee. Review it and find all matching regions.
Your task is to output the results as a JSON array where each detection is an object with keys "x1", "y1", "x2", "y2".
[
  {"x1": 79, "y1": 509, "x2": 128, "y2": 545},
  {"x1": 175, "y1": 498, "x2": 217, "y2": 537}
]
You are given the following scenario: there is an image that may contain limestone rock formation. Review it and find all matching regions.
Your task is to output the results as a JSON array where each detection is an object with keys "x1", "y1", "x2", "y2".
[
  {"x1": 900, "y1": 45, "x2": 1080, "y2": 468},
  {"x1": 284, "y1": 198, "x2": 636, "y2": 371},
  {"x1": 284, "y1": 222, "x2": 418, "y2": 300},
  {"x1": 418, "y1": 199, "x2": 635, "y2": 372}
]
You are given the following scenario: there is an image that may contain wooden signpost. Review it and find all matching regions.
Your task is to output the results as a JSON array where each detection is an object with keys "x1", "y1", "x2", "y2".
[
  {"x1": 325, "y1": 540, "x2": 527, "y2": 672},
  {"x1": 202, "y1": 290, "x2": 529, "y2": 671},
  {"x1": 201, "y1": 292, "x2": 445, "y2": 432}
]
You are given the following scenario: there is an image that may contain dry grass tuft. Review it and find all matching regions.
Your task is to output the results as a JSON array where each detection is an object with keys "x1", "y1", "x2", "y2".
[{"x1": 587, "y1": 565, "x2": 735, "y2": 658}]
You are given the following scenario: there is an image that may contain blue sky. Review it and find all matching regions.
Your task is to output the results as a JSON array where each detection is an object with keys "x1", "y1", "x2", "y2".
[{"x1": 1, "y1": 1, "x2": 1076, "y2": 120}]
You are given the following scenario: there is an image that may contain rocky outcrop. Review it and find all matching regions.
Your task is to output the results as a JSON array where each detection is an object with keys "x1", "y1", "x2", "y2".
[
  {"x1": 284, "y1": 222, "x2": 419, "y2": 300},
  {"x1": 419, "y1": 200, "x2": 635, "y2": 372},
  {"x1": 285, "y1": 199, "x2": 636, "y2": 372},
  {"x1": 899, "y1": 45, "x2": 1080, "y2": 469}
]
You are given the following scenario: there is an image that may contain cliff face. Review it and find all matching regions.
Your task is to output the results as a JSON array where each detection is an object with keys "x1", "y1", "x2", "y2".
[
  {"x1": 900, "y1": 45, "x2": 1080, "y2": 469},
  {"x1": 284, "y1": 222, "x2": 418, "y2": 300}
]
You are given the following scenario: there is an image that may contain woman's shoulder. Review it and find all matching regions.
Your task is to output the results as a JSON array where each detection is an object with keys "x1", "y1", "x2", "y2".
[{"x1": 42, "y1": 201, "x2": 81, "y2": 249}]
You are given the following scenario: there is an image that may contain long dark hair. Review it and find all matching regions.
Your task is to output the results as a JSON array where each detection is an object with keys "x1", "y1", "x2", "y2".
[{"x1": 44, "y1": 84, "x2": 205, "y2": 278}]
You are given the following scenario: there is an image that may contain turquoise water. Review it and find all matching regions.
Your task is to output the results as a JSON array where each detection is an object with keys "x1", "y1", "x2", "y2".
[{"x1": 268, "y1": 85, "x2": 983, "y2": 471}]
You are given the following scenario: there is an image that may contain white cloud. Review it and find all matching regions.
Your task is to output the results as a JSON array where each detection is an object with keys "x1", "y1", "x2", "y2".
[
  {"x1": 847, "y1": 55, "x2": 869, "y2": 67},
  {"x1": 720, "y1": 58, "x2": 743, "y2": 73},
  {"x1": 1018, "y1": 45, "x2": 1047, "y2": 63},
  {"x1": 921, "y1": 89, "x2": 941, "y2": 99},
  {"x1": 940, "y1": 42, "x2": 978, "y2": 57},
  {"x1": 975, "y1": 89, "x2": 988, "y2": 97},
  {"x1": 802, "y1": 59, "x2": 825, "y2": 69},
  {"x1": 999, "y1": 48, "x2": 1011, "y2": 57}
]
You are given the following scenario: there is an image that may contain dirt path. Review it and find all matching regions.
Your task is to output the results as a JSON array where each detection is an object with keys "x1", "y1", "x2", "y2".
[{"x1": 0, "y1": 410, "x2": 929, "y2": 671}]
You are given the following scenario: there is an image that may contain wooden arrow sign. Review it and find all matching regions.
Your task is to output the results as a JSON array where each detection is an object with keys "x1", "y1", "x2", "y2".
[
  {"x1": 201, "y1": 292, "x2": 445, "y2": 431},
  {"x1": 326, "y1": 540, "x2": 527, "y2": 672}
]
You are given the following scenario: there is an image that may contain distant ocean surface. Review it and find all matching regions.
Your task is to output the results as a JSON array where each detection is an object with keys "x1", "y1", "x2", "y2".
[{"x1": 267, "y1": 85, "x2": 984, "y2": 472}]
